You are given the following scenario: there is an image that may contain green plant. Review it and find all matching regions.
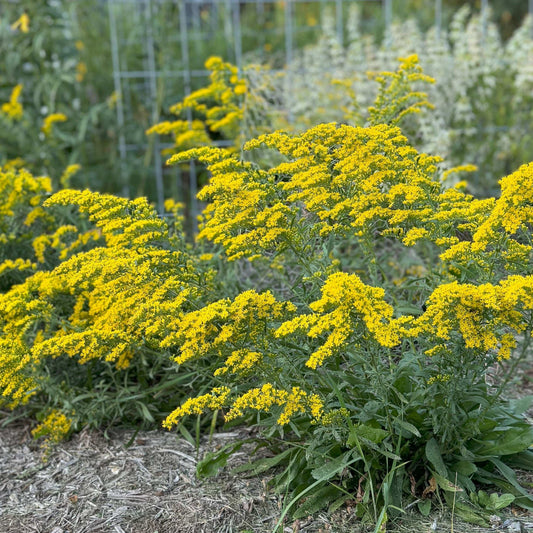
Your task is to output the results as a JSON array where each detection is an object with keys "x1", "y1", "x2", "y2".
[{"x1": 159, "y1": 61, "x2": 533, "y2": 525}]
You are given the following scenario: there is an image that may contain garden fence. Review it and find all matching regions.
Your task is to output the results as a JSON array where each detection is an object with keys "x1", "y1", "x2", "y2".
[{"x1": 106, "y1": 0, "x2": 533, "y2": 225}]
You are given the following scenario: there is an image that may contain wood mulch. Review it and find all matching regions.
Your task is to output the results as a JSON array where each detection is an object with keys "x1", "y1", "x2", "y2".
[{"x1": 1, "y1": 361, "x2": 532, "y2": 533}]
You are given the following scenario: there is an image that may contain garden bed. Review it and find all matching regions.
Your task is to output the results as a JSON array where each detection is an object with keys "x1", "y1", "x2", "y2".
[{"x1": 1, "y1": 417, "x2": 532, "y2": 533}]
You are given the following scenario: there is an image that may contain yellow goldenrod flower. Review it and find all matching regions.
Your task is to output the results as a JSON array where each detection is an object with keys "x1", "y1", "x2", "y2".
[
  {"x1": 41, "y1": 113, "x2": 67, "y2": 136},
  {"x1": 11, "y1": 13, "x2": 30, "y2": 33},
  {"x1": 76, "y1": 62, "x2": 87, "y2": 83},
  {"x1": 1, "y1": 85, "x2": 23, "y2": 120},
  {"x1": 60, "y1": 164, "x2": 81, "y2": 188}
]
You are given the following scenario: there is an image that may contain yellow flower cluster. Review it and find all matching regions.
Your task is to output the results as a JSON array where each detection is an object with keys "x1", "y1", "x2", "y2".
[
  {"x1": 168, "y1": 146, "x2": 295, "y2": 261},
  {"x1": 164, "y1": 383, "x2": 323, "y2": 429},
  {"x1": 60, "y1": 163, "x2": 81, "y2": 188},
  {"x1": 1, "y1": 85, "x2": 23, "y2": 120},
  {"x1": 162, "y1": 289, "x2": 295, "y2": 364},
  {"x1": 31, "y1": 410, "x2": 72, "y2": 454},
  {"x1": 148, "y1": 56, "x2": 247, "y2": 154},
  {"x1": 0, "y1": 187, "x2": 210, "y2": 407},
  {"x1": 44, "y1": 189, "x2": 169, "y2": 249},
  {"x1": 41, "y1": 113, "x2": 67, "y2": 136},
  {"x1": 163, "y1": 387, "x2": 231, "y2": 429},
  {"x1": 415, "y1": 276, "x2": 533, "y2": 360},
  {"x1": 11, "y1": 13, "x2": 30, "y2": 33},
  {"x1": 146, "y1": 119, "x2": 210, "y2": 155},
  {"x1": 276, "y1": 272, "x2": 409, "y2": 369},
  {"x1": 440, "y1": 163, "x2": 533, "y2": 274},
  {"x1": 0, "y1": 258, "x2": 36, "y2": 278},
  {"x1": 170, "y1": 122, "x2": 472, "y2": 262},
  {"x1": 367, "y1": 54, "x2": 435, "y2": 127},
  {"x1": 225, "y1": 384, "x2": 323, "y2": 425}
]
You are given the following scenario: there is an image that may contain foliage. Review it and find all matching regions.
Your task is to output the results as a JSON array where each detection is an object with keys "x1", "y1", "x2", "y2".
[
  {"x1": 0, "y1": 1, "x2": 117, "y2": 191},
  {"x1": 0, "y1": 180, "x2": 218, "y2": 438},
  {"x1": 0, "y1": 163, "x2": 100, "y2": 293},
  {"x1": 154, "y1": 7, "x2": 533, "y2": 204},
  {"x1": 164, "y1": 116, "x2": 533, "y2": 523}
]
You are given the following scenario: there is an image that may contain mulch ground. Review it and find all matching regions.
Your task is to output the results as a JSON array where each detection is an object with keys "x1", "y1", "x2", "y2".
[
  {"x1": 0, "y1": 422, "x2": 346, "y2": 533},
  {"x1": 1, "y1": 360, "x2": 532, "y2": 533}
]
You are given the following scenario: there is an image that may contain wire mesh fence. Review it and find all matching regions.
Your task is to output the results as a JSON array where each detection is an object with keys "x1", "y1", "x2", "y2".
[{"x1": 106, "y1": 0, "x2": 533, "y2": 225}]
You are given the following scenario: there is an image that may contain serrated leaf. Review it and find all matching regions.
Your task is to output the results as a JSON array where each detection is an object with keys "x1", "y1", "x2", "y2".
[{"x1": 425, "y1": 438, "x2": 448, "y2": 477}]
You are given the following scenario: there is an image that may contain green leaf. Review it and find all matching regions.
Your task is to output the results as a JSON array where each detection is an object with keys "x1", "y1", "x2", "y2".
[
  {"x1": 394, "y1": 418, "x2": 421, "y2": 438},
  {"x1": 452, "y1": 460, "x2": 477, "y2": 476},
  {"x1": 196, "y1": 442, "x2": 243, "y2": 479},
  {"x1": 311, "y1": 453, "x2": 359, "y2": 481},
  {"x1": 425, "y1": 438, "x2": 448, "y2": 477},
  {"x1": 443, "y1": 493, "x2": 489, "y2": 526},
  {"x1": 506, "y1": 450, "x2": 533, "y2": 471},
  {"x1": 293, "y1": 485, "x2": 342, "y2": 519},
  {"x1": 432, "y1": 471, "x2": 463, "y2": 492},
  {"x1": 348, "y1": 424, "x2": 389, "y2": 447},
  {"x1": 508, "y1": 395, "x2": 533, "y2": 415},
  {"x1": 475, "y1": 465, "x2": 533, "y2": 510},
  {"x1": 136, "y1": 401, "x2": 155, "y2": 423},
  {"x1": 177, "y1": 423, "x2": 195, "y2": 448},
  {"x1": 417, "y1": 499, "x2": 431, "y2": 516},
  {"x1": 488, "y1": 458, "x2": 533, "y2": 500},
  {"x1": 452, "y1": 503, "x2": 489, "y2": 526},
  {"x1": 232, "y1": 447, "x2": 293, "y2": 475},
  {"x1": 488, "y1": 493, "x2": 515, "y2": 511},
  {"x1": 477, "y1": 490, "x2": 490, "y2": 507},
  {"x1": 329, "y1": 494, "x2": 352, "y2": 514},
  {"x1": 475, "y1": 426, "x2": 533, "y2": 457}
]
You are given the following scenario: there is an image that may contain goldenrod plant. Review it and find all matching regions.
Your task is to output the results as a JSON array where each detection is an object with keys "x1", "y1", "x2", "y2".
[
  {"x1": 162, "y1": 108, "x2": 533, "y2": 524},
  {"x1": 0, "y1": 186, "x2": 219, "y2": 433}
]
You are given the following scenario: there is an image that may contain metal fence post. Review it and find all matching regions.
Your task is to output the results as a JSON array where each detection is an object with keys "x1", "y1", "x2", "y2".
[
  {"x1": 232, "y1": 0, "x2": 243, "y2": 69},
  {"x1": 529, "y1": 0, "x2": 533, "y2": 39},
  {"x1": 107, "y1": 0, "x2": 129, "y2": 198},
  {"x1": 336, "y1": 0, "x2": 343, "y2": 46},
  {"x1": 179, "y1": 0, "x2": 198, "y2": 233},
  {"x1": 285, "y1": 0, "x2": 294, "y2": 124},
  {"x1": 384, "y1": 0, "x2": 392, "y2": 49},
  {"x1": 435, "y1": 0, "x2": 442, "y2": 42},
  {"x1": 144, "y1": 0, "x2": 165, "y2": 213},
  {"x1": 481, "y1": 0, "x2": 488, "y2": 46}
]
